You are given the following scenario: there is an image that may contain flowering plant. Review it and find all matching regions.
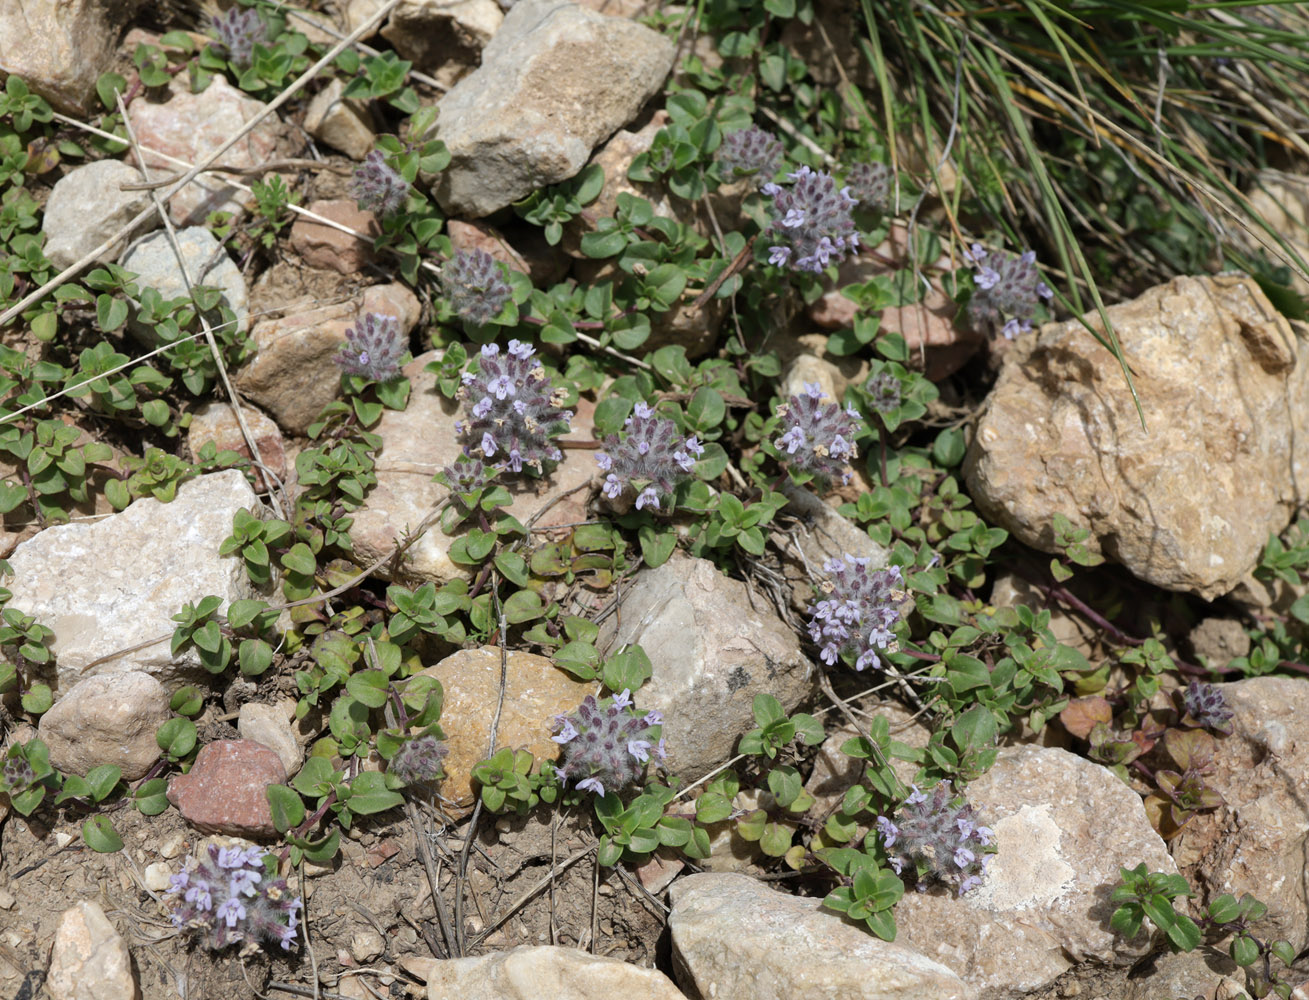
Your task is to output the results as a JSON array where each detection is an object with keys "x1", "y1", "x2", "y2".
[
  {"x1": 349, "y1": 150, "x2": 411, "y2": 218},
  {"x1": 333, "y1": 312, "x2": 406, "y2": 382},
  {"x1": 455, "y1": 341, "x2": 572, "y2": 474},
  {"x1": 875, "y1": 781, "x2": 994, "y2": 895},
  {"x1": 763, "y1": 166, "x2": 860, "y2": 272},
  {"x1": 962, "y1": 242, "x2": 1053, "y2": 339},
  {"x1": 596, "y1": 401, "x2": 703, "y2": 512},
  {"x1": 808, "y1": 555, "x2": 903, "y2": 671},
  {"x1": 773, "y1": 382, "x2": 861, "y2": 486},
  {"x1": 166, "y1": 844, "x2": 303, "y2": 951}
]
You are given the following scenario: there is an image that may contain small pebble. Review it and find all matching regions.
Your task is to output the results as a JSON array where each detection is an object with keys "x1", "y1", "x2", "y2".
[
  {"x1": 0, "y1": 888, "x2": 15, "y2": 909},
  {"x1": 54, "y1": 831, "x2": 74, "y2": 848},
  {"x1": 160, "y1": 833, "x2": 186, "y2": 860},
  {"x1": 350, "y1": 928, "x2": 385, "y2": 964},
  {"x1": 144, "y1": 862, "x2": 173, "y2": 892}
]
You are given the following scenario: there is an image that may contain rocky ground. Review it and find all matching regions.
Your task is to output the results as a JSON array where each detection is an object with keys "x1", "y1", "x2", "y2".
[{"x1": 2, "y1": 1, "x2": 1309, "y2": 999}]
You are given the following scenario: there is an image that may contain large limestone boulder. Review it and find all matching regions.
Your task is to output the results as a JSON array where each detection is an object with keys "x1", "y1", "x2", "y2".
[{"x1": 965, "y1": 275, "x2": 1309, "y2": 600}]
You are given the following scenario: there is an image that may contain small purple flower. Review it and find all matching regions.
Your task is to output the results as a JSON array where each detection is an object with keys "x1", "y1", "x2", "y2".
[
  {"x1": 808, "y1": 555, "x2": 902, "y2": 672},
  {"x1": 457, "y1": 342, "x2": 572, "y2": 476},
  {"x1": 552, "y1": 718, "x2": 579, "y2": 744},
  {"x1": 576, "y1": 776, "x2": 606, "y2": 796},
  {"x1": 880, "y1": 781, "x2": 994, "y2": 895},
  {"x1": 963, "y1": 243, "x2": 1053, "y2": 340},
  {"x1": 773, "y1": 383, "x2": 862, "y2": 486},
  {"x1": 1183, "y1": 680, "x2": 1234, "y2": 735},
  {"x1": 627, "y1": 739, "x2": 652, "y2": 762},
  {"x1": 165, "y1": 846, "x2": 302, "y2": 951},
  {"x1": 642, "y1": 710, "x2": 663, "y2": 726},
  {"x1": 845, "y1": 161, "x2": 892, "y2": 213},
  {"x1": 768, "y1": 245, "x2": 792, "y2": 267},
  {"x1": 388, "y1": 733, "x2": 449, "y2": 785},
  {"x1": 876, "y1": 815, "x2": 899, "y2": 848}
]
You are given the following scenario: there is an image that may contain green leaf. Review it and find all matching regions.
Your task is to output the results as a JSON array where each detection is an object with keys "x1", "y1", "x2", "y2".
[
  {"x1": 20, "y1": 682, "x2": 52, "y2": 715},
  {"x1": 345, "y1": 770, "x2": 404, "y2": 815},
  {"x1": 238, "y1": 638, "x2": 274, "y2": 676},
  {"x1": 156, "y1": 717, "x2": 197, "y2": 758},
  {"x1": 85, "y1": 764, "x2": 122, "y2": 801},
  {"x1": 752, "y1": 693, "x2": 785, "y2": 727},
  {"x1": 503, "y1": 588, "x2": 544, "y2": 624},
  {"x1": 346, "y1": 670, "x2": 390, "y2": 708},
  {"x1": 83, "y1": 815, "x2": 123, "y2": 853},
  {"x1": 266, "y1": 783, "x2": 306, "y2": 834},
  {"x1": 134, "y1": 778, "x2": 169, "y2": 815},
  {"x1": 281, "y1": 542, "x2": 318, "y2": 576}
]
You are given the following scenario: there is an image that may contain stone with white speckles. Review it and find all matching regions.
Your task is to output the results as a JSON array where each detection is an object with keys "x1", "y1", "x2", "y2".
[
  {"x1": 891, "y1": 744, "x2": 1176, "y2": 998},
  {"x1": 965, "y1": 275, "x2": 1309, "y2": 600},
  {"x1": 167, "y1": 740, "x2": 287, "y2": 838},
  {"x1": 5, "y1": 471, "x2": 266, "y2": 695}
]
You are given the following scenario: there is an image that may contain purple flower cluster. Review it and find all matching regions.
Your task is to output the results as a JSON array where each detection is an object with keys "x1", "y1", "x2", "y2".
[
  {"x1": 166, "y1": 844, "x2": 302, "y2": 951},
  {"x1": 442, "y1": 248, "x2": 513, "y2": 326},
  {"x1": 551, "y1": 689, "x2": 665, "y2": 798},
  {"x1": 845, "y1": 161, "x2": 892, "y2": 213},
  {"x1": 865, "y1": 371, "x2": 901, "y2": 416},
  {"x1": 387, "y1": 734, "x2": 449, "y2": 785},
  {"x1": 333, "y1": 312, "x2": 406, "y2": 382},
  {"x1": 456, "y1": 341, "x2": 572, "y2": 474},
  {"x1": 439, "y1": 455, "x2": 497, "y2": 498},
  {"x1": 1182, "y1": 680, "x2": 1234, "y2": 735},
  {"x1": 763, "y1": 166, "x2": 860, "y2": 273},
  {"x1": 962, "y1": 243, "x2": 1053, "y2": 339},
  {"x1": 596, "y1": 401, "x2": 703, "y2": 513},
  {"x1": 209, "y1": 7, "x2": 268, "y2": 68},
  {"x1": 774, "y1": 382, "x2": 861, "y2": 485},
  {"x1": 875, "y1": 781, "x2": 994, "y2": 895},
  {"x1": 808, "y1": 555, "x2": 903, "y2": 671},
  {"x1": 716, "y1": 126, "x2": 784, "y2": 185},
  {"x1": 349, "y1": 150, "x2": 410, "y2": 218}
]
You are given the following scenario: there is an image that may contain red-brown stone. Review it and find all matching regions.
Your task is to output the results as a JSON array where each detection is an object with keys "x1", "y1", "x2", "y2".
[{"x1": 166, "y1": 739, "x2": 287, "y2": 838}]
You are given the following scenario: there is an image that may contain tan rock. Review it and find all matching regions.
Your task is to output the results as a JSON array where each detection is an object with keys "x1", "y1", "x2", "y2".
[
  {"x1": 989, "y1": 572, "x2": 1099, "y2": 659},
  {"x1": 601, "y1": 552, "x2": 817, "y2": 781},
  {"x1": 669, "y1": 872, "x2": 973, "y2": 1000},
  {"x1": 1172, "y1": 676, "x2": 1309, "y2": 950},
  {"x1": 381, "y1": 0, "x2": 503, "y2": 89},
  {"x1": 238, "y1": 701, "x2": 304, "y2": 777},
  {"x1": 414, "y1": 647, "x2": 592, "y2": 815},
  {"x1": 0, "y1": 0, "x2": 135, "y2": 114},
  {"x1": 304, "y1": 78, "x2": 377, "y2": 161},
  {"x1": 186, "y1": 400, "x2": 285, "y2": 492},
  {"x1": 447, "y1": 219, "x2": 568, "y2": 286},
  {"x1": 235, "y1": 283, "x2": 421, "y2": 434},
  {"x1": 426, "y1": 945, "x2": 685, "y2": 999},
  {"x1": 1122, "y1": 948, "x2": 1241, "y2": 1000},
  {"x1": 965, "y1": 275, "x2": 1309, "y2": 601},
  {"x1": 1185, "y1": 617, "x2": 1250, "y2": 669},
  {"x1": 39, "y1": 671, "x2": 168, "y2": 780},
  {"x1": 47, "y1": 901, "x2": 137, "y2": 1000},
  {"x1": 42, "y1": 160, "x2": 157, "y2": 270},
  {"x1": 290, "y1": 199, "x2": 381, "y2": 275}
]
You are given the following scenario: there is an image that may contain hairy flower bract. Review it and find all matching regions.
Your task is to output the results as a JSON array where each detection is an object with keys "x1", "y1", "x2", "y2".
[
  {"x1": 209, "y1": 7, "x2": 268, "y2": 68},
  {"x1": 808, "y1": 554, "x2": 902, "y2": 671},
  {"x1": 845, "y1": 161, "x2": 892, "y2": 213},
  {"x1": 349, "y1": 151, "x2": 410, "y2": 218},
  {"x1": 596, "y1": 401, "x2": 703, "y2": 512},
  {"x1": 551, "y1": 690, "x2": 665, "y2": 798},
  {"x1": 1183, "y1": 680, "x2": 1234, "y2": 735},
  {"x1": 763, "y1": 166, "x2": 860, "y2": 273},
  {"x1": 166, "y1": 844, "x2": 303, "y2": 951},
  {"x1": 456, "y1": 341, "x2": 572, "y2": 474},
  {"x1": 716, "y1": 126, "x2": 784, "y2": 185},
  {"x1": 387, "y1": 734, "x2": 449, "y2": 785},
  {"x1": 442, "y1": 248, "x2": 513, "y2": 326},
  {"x1": 333, "y1": 312, "x2": 406, "y2": 382}
]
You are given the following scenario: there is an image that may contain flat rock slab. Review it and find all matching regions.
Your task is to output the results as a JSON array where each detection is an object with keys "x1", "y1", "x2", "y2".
[
  {"x1": 965, "y1": 275, "x2": 1309, "y2": 600},
  {"x1": 47, "y1": 901, "x2": 136, "y2": 1000},
  {"x1": 42, "y1": 160, "x2": 157, "y2": 270},
  {"x1": 429, "y1": 0, "x2": 676, "y2": 216},
  {"x1": 892, "y1": 745, "x2": 1176, "y2": 998},
  {"x1": 668, "y1": 872, "x2": 973, "y2": 1000},
  {"x1": 6, "y1": 470, "x2": 265, "y2": 694}
]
